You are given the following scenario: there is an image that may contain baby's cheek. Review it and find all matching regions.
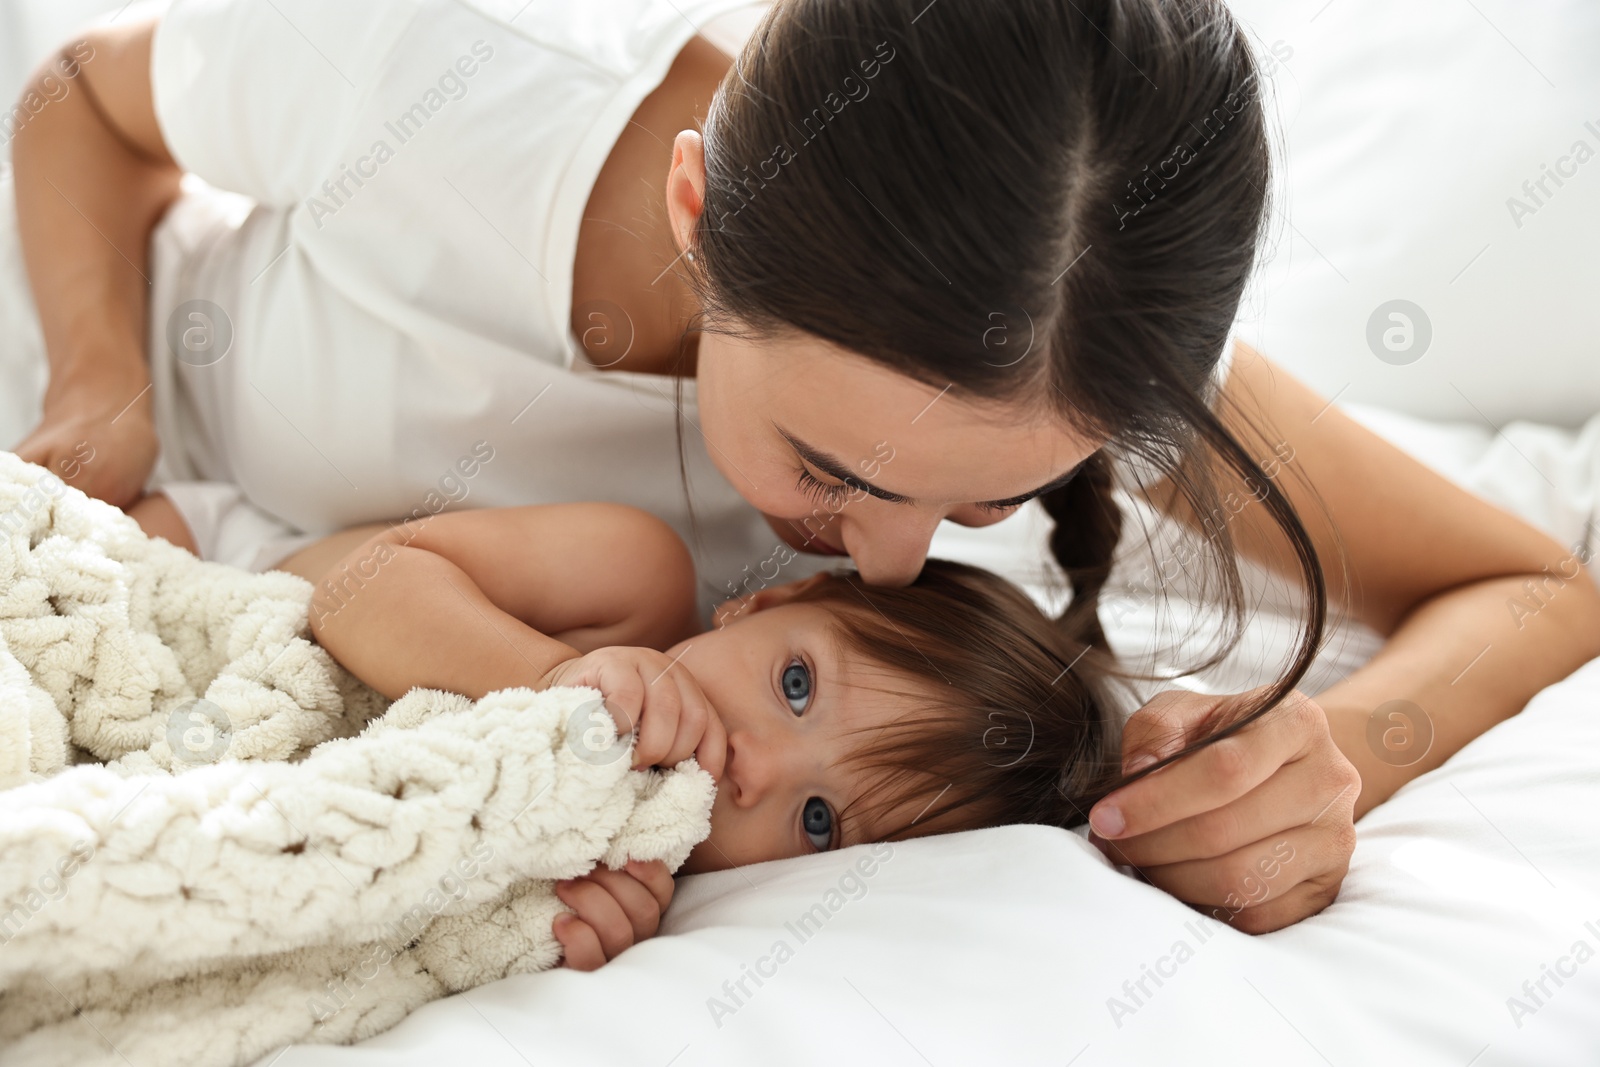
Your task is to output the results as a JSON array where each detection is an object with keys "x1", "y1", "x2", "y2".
[
  {"x1": 680, "y1": 794, "x2": 736, "y2": 875},
  {"x1": 681, "y1": 831, "x2": 727, "y2": 875}
]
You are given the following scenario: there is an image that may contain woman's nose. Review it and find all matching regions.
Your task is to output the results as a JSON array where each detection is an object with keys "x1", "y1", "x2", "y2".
[{"x1": 840, "y1": 510, "x2": 939, "y2": 587}]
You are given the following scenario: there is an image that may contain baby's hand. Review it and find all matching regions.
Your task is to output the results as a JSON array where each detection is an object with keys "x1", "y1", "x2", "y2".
[
  {"x1": 541, "y1": 646, "x2": 726, "y2": 780},
  {"x1": 553, "y1": 860, "x2": 674, "y2": 970}
]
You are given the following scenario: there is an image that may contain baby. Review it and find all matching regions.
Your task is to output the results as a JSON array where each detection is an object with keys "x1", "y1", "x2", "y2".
[{"x1": 145, "y1": 499, "x2": 1128, "y2": 969}]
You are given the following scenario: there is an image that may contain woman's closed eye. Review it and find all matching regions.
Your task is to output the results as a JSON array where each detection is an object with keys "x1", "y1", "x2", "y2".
[
  {"x1": 780, "y1": 659, "x2": 812, "y2": 713},
  {"x1": 793, "y1": 466, "x2": 858, "y2": 510}
]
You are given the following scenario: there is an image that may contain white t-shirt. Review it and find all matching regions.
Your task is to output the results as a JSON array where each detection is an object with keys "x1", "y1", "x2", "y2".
[
  {"x1": 144, "y1": 0, "x2": 792, "y2": 612},
  {"x1": 135, "y1": 0, "x2": 1241, "y2": 615}
]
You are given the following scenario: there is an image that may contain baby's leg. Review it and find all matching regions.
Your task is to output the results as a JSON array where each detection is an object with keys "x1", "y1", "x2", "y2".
[{"x1": 275, "y1": 520, "x2": 396, "y2": 583}]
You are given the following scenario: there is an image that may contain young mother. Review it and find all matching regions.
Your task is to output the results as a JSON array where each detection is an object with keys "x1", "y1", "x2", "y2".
[{"x1": 8, "y1": 0, "x2": 1599, "y2": 951}]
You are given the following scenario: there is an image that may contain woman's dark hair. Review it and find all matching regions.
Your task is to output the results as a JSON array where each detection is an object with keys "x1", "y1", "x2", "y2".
[
  {"x1": 790, "y1": 561, "x2": 1130, "y2": 838},
  {"x1": 684, "y1": 0, "x2": 1326, "y2": 808}
]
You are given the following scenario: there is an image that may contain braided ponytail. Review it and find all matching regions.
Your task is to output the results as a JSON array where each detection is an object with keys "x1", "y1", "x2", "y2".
[{"x1": 1041, "y1": 452, "x2": 1124, "y2": 652}]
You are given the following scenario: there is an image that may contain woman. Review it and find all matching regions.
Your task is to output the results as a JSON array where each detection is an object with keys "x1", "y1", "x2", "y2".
[{"x1": 5, "y1": 0, "x2": 1598, "y2": 963}]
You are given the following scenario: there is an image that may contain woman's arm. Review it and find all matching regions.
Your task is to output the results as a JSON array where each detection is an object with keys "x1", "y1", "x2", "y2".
[
  {"x1": 300, "y1": 504, "x2": 700, "y2": 701},
  {"x1": 1199, "y1": 343, "x2": 1600, "y2": 815},
  {"x1": 12, "y1": 16, "x2": 178, "y2": 508},
  {"x1": 1088, "y1": 343, "x2": 1600, "y2": 933}
]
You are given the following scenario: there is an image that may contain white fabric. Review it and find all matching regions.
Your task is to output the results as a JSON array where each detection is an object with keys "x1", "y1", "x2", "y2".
[
  {"x1": 0, "y1": 0, "x2": 807, "y2": 617},
  {"x1": 153, "y1": 479, "x2": 319, "y2": 572},
  {"x1": 1338, "y1": 402, "x2": 1600, "y2": 558},
  {"x1": 136, "y1": 0, "x2": 785, "y2": 616},
  {"x1": 0, "y1": 451, "x2": 714, "y2": 1065},
  {"x1": 1226, "y1": 0, "x2": 1600, "y2": 428},
  {"x1": 257, "y1": 655, "x2": 1600, "y2": 1067}
]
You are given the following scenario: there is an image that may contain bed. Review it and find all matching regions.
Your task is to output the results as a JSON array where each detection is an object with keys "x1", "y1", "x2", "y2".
[
  {"x1": 2, "y1": 0, "x2": 1598, "y2": 1064},
  {"x1": 248, "y1": 1, "x2": 1600, "y2": 1061}
]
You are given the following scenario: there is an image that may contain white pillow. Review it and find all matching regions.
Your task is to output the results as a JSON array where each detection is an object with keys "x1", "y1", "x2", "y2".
[{"x1": 1227, "y1": 0, "x2": 1600, "y2": 428}]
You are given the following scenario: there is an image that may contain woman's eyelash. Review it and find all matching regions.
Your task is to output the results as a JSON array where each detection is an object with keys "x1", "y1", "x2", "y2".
[
  {"x1": 794, "y1": 468, "x2": 855, "y2": 508},
  {"x1": 796, "y1": 465, "x2": 1025, "y2": 514}
]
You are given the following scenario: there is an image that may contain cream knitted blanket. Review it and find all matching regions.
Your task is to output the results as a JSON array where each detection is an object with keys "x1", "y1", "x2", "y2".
[{"x1": 0, "y1": 453, "x2": 715, "y2": 1066}]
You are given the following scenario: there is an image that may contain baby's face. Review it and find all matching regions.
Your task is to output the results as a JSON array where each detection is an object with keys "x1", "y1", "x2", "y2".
[{"x1": 666, "y1": 594, "x2": 931, "y2": 874}]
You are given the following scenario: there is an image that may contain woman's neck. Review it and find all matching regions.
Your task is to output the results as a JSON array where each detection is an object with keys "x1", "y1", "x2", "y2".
[{"x1": 570, "y1": 35, "x2": 732, "y2": 378}]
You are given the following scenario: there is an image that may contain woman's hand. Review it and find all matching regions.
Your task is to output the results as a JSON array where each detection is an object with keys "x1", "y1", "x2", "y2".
[
  {"x1": 541, "y1": 647, "x2": 727, "y2": 781},
  {"x1": 553, "y1": 860, "x2": 675, "y2": 970},
  {"x1": 14, "y1": 380, "x2": 158, "y2": 509},
  {"x1": 1087, "y1": 687, "x2": 1361, "y2": 934}
]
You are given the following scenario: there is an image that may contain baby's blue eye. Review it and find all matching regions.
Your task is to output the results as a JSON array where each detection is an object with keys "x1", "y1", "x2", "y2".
[
  {"x1": 781, "y1": 661, "x2": 811, "y2": 713},
  {"x1": 802, "y1": 797, "x2": 833, "y2": 851}
]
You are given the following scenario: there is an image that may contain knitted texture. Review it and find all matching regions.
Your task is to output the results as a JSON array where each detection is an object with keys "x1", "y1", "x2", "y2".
[{"x1": 0, "y1": 453, "x2": 714, "y2": 1065}]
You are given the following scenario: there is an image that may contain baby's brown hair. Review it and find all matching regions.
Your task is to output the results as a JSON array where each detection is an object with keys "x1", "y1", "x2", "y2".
[{"x1": 787, "y1": 559, "x2": 1134, "y2": 843}]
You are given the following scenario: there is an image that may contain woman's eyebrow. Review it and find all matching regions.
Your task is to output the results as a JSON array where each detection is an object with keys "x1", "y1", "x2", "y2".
[
  {"x1": 776, "y1": 427, "x2": 910, "y2": 503},
  {"x1": 776, "y1": 425, "x2": 1089, "y2": 508}
]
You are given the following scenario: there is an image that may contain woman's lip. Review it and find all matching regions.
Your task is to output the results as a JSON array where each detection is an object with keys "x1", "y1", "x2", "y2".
[
  {"x1": 786, "y1": 521, "x2": 849, "y2": 555},
  {"x1": 765, "y1": 513, "x2": 850, "y2": 557},
  {"x1": 797, "y1": 530, "x2": 848, "y2": 556}
]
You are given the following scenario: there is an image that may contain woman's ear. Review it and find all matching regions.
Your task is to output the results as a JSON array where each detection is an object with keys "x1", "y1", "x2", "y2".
[{"x1": 665, "y1": 130, "x2": 707, "y2": 255}]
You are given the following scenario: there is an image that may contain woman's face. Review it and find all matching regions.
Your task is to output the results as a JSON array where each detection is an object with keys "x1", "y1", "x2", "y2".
[
  {"x1": 694, "y1": 327, "x2": 1101, "y2": 586},
  {"x1": 666, "y1": 131, "x2": 1100, "y2": 586}
]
